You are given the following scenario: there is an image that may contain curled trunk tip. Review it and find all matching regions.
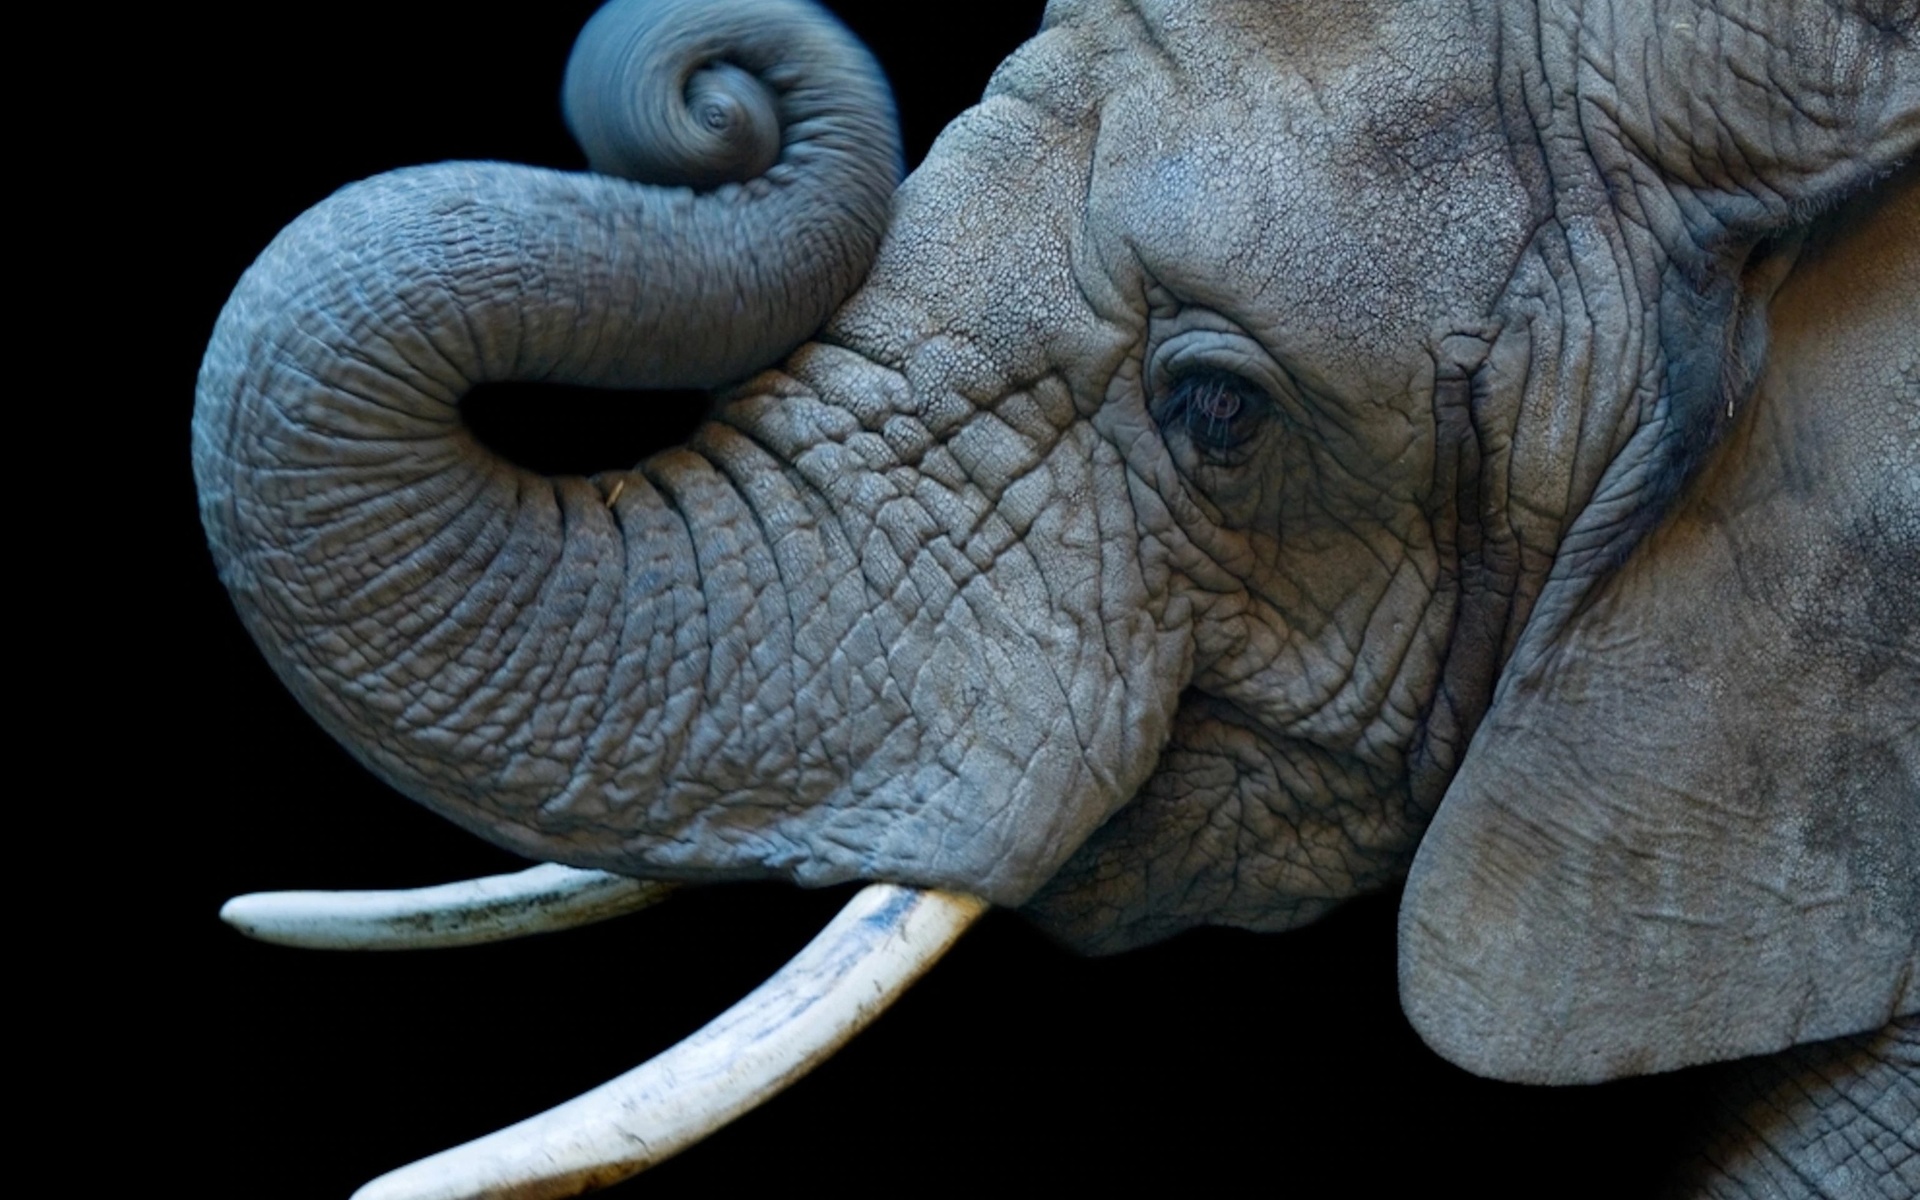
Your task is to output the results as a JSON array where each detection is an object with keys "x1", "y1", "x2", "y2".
[{"x1": 564, "y1": 0, "x2": 903, "y2": 191}]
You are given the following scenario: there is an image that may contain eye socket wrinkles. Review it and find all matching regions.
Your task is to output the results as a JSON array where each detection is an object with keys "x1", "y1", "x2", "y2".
[{"x1": 1141, "y1": 298, "x2": 1292, "y2": 474}]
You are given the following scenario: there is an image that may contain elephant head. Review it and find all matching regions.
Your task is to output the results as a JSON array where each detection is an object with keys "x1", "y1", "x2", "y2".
[{"x1": 195, "y1": 0, "x2": 1918, "y2": 1195}]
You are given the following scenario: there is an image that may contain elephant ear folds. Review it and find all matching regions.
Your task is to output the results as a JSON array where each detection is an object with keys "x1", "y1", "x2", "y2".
[{"x1": 1398, "y1": 167, "x2": 1920, "y2": 1085}]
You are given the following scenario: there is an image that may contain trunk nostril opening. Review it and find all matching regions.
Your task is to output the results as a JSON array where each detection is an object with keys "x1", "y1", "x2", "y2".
[{"x1": 459, "y1": 381, "x2": 713, "y2": 477}]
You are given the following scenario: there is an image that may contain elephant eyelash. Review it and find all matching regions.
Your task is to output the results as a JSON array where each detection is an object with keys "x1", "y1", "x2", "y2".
[{"x1": 1160, "y1": 370, "x2": 1270, "y2": 460}]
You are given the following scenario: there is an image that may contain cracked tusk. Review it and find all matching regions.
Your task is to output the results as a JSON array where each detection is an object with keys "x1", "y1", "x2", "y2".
[
  {"x1": 352, "y1": 884, "x2": 990, "y2": 1200},
  {"x1": 220, "y1": 863, "x2": 675, "y2": 950}
]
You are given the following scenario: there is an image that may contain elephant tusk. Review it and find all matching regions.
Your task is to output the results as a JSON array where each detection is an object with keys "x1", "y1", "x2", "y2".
[
  {"x1": 220, "y1": 862, "x2": 675, "y2": 950},
  {"x1": 351, "y1": 884, "x2": 990, "y2": 1200}
]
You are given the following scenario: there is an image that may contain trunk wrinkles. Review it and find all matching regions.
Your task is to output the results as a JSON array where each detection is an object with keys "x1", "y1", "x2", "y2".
[{"x1": 193, "y1": 0, "x2": 901, "y2": 881}]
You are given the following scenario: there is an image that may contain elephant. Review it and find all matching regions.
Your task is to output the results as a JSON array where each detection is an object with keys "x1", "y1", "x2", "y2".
[{"x1": 190, "y1": 0, "x2": 1918, "y2": 1196}]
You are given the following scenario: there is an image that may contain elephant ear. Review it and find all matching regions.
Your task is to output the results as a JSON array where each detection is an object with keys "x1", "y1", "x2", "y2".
[{"x1": 1399, "y1": 163, "x2": 1919, "y2": 1085}]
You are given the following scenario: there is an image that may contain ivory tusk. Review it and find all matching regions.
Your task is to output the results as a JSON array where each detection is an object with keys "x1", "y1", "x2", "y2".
[
  {"x1": 352, "y1": 883, "x2": 990, "y2": 1200},
  {"x1": 220, "y1": 863, "x2": 675, "y2": 950}
]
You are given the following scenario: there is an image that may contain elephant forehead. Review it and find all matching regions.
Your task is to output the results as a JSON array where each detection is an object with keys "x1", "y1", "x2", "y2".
[
  {"x1": 1052, "y1": 0, "x2": 1398, "y2": 68},
  {"x1": 828, "y1": 94, "x2": 1122, "y2": 397},
  {"x1": 1083, "y1": 3, "x2": 1532, "y2": 396}
]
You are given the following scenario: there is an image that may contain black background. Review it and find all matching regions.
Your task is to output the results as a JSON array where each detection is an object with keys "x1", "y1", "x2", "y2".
[{"x1": 114, "y1": 2, "x2": 1717, "y2": 1195}]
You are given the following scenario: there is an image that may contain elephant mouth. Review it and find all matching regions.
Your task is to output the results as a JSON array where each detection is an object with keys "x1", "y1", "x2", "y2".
[{"x1": 223, "y1": 867, "x2": 986, "y2": 1197}]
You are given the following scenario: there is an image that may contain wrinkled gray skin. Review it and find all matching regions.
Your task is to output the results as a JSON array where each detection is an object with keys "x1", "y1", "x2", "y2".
[{"x1": 196, "y1": 0, "x2": 1919, "y2": 1194}]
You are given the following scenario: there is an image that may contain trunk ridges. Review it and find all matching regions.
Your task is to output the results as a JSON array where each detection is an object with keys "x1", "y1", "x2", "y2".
[{"x1": 194, "y1": 0, "x2": 905, "y2": 886}]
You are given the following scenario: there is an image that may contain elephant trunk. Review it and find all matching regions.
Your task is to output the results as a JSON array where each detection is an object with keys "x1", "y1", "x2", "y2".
[{"x1": 193, "y1": 0, "x2": 899, "y2": 873}]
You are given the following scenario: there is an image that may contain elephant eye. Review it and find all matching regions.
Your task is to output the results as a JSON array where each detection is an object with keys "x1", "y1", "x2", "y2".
[{"x1": 1162, "y1": 370, "x2": 1269, "y2": 459}]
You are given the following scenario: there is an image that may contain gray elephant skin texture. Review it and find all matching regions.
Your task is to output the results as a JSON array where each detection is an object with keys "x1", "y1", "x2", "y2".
[{"x1": 187, "y1": 1, "x2": 1917, "y2": 1197}]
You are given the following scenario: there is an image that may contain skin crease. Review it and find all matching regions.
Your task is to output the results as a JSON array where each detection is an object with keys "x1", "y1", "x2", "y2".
[{"x1": 156, "y1": 1, "x2": 1913, "y2": 1197}]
